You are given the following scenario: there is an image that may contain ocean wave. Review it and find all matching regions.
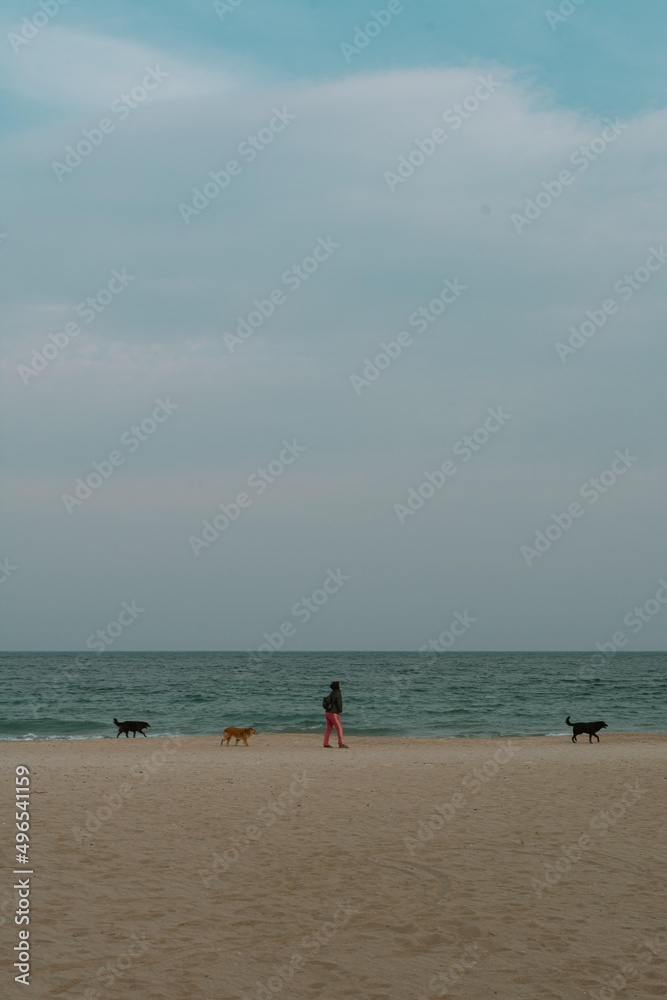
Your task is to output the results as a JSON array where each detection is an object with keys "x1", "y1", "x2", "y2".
[
  {"x1": 0, "y1": 718, "x2": 109, "y2": 738},
  {"x1": 2, "y1": 651, "x2": 667, "y2": 739}
]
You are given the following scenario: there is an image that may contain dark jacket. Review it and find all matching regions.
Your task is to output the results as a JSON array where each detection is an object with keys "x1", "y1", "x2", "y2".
[{"x1": 328, "y1": 688, "x2": 342, "y2": 714}]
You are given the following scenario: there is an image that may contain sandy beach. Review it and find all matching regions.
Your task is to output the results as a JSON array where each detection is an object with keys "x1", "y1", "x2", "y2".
[{"x1": 1, "y1": 733, "x2": 665, "y2": 999}]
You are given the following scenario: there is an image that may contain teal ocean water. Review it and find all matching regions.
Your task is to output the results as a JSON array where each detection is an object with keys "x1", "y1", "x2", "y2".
[{"x1": 0, "y1": 651, "x2": 665, "y2": 741}]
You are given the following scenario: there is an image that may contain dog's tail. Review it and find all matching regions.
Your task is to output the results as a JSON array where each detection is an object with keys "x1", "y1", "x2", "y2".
[
  {"x1": 565, "y1": 716, "x2": 573, "y2": 727},
  {"x1": 113, "y1": 718, "x2": 121, "y2": 726}
]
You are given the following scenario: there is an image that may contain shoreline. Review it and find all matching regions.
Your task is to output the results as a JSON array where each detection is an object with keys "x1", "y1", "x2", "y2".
[{"x1": 2, "y1": 728, "x2": 667, "y2": 743}]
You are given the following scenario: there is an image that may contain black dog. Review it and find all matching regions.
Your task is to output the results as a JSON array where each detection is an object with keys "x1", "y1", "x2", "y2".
[
  {"x1": 113, "y1": 718, "x2": 150, "y2": 738},
  {"x1": 565, "y1": 716, "x2": 607, "y2": 743}
]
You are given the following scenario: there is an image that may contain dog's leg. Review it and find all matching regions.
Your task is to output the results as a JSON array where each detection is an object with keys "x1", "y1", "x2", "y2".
[
  {"x1": 142, "y1": 730, "x2": 147, "y2": 737},
  {"x1": 572, "y1": 734, "x2": 577, "y2": 742},
  {"x1": 593, "y1": 733, "x2": 600, "y2": 742}
]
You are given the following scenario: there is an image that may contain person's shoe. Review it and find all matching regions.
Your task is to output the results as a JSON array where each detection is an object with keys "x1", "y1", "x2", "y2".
[
  {"x1": 338, "y1": 744, "x2": 349, "y2": 748},
  {"x1": 323, "y1": 744, "x2": 333, "y2": 748}
]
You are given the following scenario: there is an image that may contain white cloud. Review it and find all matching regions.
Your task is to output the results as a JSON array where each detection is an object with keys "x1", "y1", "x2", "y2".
[
  {"x1": 3, "y1": 60, "x2": 667, "y2": 647},
  {"x1": 1, "y1": 27, "x2": 240, "y2": 112}
]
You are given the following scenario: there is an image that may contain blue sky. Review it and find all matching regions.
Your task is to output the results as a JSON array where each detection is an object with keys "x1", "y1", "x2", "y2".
[
  {"x1": 3, "y1": 0, "x2": 666, "y2": 124},
  {"x1": 1, "y1": 0, "x2": 666, "y2": 651}
]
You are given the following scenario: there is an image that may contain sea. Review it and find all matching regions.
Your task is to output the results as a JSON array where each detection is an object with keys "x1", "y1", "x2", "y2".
[{"x1": 1, "y1": 651, "x2": 666, "y2": 742}]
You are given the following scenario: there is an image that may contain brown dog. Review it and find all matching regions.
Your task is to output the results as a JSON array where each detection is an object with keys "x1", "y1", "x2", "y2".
[{"x1": 221, "y1": 726, "x2": 257, "y2": 746}]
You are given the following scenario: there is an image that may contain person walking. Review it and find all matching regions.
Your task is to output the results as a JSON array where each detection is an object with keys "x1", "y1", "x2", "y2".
[{"x1": 322, "y1": 681, "x2": 348, "y2": 748}]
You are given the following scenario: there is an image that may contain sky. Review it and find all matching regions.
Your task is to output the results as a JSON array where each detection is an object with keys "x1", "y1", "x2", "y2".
[{"x1": 1, "y1": 0, "x2": 666, "y2": 652}]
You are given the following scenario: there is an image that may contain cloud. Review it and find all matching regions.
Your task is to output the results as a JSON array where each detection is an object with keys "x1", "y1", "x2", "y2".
[
  {"x1": 1, "y1": 27, "x2": 240, "y2": 113},
  {"x1": 2, "y1": 56, "x2": 667, "y2": 647}
]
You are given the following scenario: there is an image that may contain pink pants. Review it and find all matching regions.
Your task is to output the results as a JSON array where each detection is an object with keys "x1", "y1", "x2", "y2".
[{"x1": 323, "y1": 712, "x2": 344, "y2": 746}]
